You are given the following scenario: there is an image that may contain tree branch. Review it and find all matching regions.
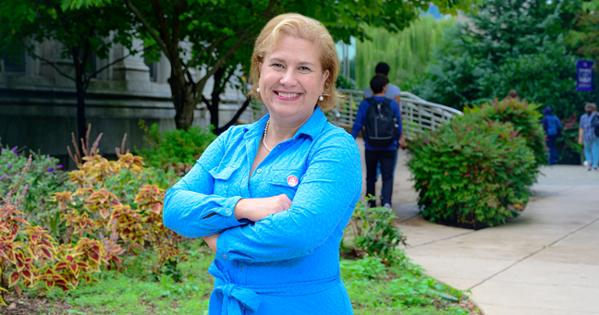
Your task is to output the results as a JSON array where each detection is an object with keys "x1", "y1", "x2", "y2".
[
  {"x1": 171, "y1": 1, "x2": 187, "y2": 52},
  {"x1": 150, "y1": 0, "x2": 175, "y2": 58},
  {"x1": 81, "y1": 36, "x2": 92, "y2": 90},
  {"x1": 195, "y1": 33, "x2": 248, "y2": 93},
  {"x1": 200, "y1": 95, "x2": 211, "y2": 108},
  {"x1": 220, "y1": 66, "x2": 236, "y2": 92},
  {"x1": 124, "y1": 0, "x2": 169, "y2": 54},
  {"x1": 193, "y1": 0, "x2": 277, "y2": 96},
  {"x1": 216, "y1": 97, "x2": 252, "y2": 134},
  {"x1": 28, "y1": 51, "x2": 76, "y2": 81},
  {"x1": 87, "y1": 42, "x2": 145, "y2": 79}
]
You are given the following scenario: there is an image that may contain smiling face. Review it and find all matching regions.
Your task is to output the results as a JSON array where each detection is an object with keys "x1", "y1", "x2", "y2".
[{"x1": 258, "y1": 34, "x2": 329, "y2": 126}]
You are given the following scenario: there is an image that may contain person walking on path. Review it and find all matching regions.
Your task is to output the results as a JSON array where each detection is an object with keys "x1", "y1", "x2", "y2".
[
  {"x1": 578, "y1": 102, "x2": 599, "y2": 171},
  {"x1": 541, "y1": 106, "x2": 562, "y2": 165},
  {"x1": 163, "y1": 13, "x2": 361, "y2": 315},
  {"x1": 352, "y1": 75, "x2": 402, "y2": 208},
  {"x1": 364, "y1": 62, "x2": 406, "y2": 149}
]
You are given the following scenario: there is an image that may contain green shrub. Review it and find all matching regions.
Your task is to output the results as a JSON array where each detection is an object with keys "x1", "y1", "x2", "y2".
[
  {"x1": 408, "y1": 114, "x2": 538, "y2": 228},
  {"x1": 137, "y1": 122, "x2": 216, "y2": 174},
  {"x1": 0, "y1": 153, "x2": 183, "y2": 304},
  {"x1": 0, "y1": 146, "x2": 67, "y2": 226},
  {"x1": 342, "y1": 201, "x2": 406, "y2": 264},
  {"x1": 466, "y1": 98, "x2": 546, "y2": 166},
  {"x1": 100, "y1": 165, "x2": 179, "y2": 205},
  {"x1": 61, "y1": 154, "x2": 182, "y2": 268}
]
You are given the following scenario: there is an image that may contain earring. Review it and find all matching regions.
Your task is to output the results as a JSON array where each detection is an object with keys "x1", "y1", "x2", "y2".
[
  {"x1": 319, "y1": 95, "x2": 324, "y2": 101},
  {"x1": 256, "y1": 87, "x2": 260, "y2": 93}
]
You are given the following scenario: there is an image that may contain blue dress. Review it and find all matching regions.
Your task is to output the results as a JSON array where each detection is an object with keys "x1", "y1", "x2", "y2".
[{"x1": 163, "y1": 107, "x2": 362, "y2": 315}]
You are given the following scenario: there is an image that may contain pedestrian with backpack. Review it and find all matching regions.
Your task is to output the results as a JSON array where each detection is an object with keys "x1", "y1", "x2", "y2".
[
  {"x1": 541, "y1": 106, "x2": 562, "y2": 165},
  {"x1": 578, "y1": 102, "x2": 599, "y2": 171},
  {"x1": 364, "y1": 62, "x2": 407, "y2": 149},
  {"x1": 351, "y1": 75, "x2": 402, "y2": 208}
]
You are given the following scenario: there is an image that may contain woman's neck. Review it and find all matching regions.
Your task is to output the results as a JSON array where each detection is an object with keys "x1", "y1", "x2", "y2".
[{"x1": 266, "y1": 119, "x2": 303, "y2": 144}]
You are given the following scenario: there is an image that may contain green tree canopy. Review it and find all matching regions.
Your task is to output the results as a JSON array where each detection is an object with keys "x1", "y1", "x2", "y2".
[
  {"x1": 356, "y1": 15, "x2": 455, "y2": 91},
  {"x1": 414, "y1": 0, "x2": 597, "y2": 120},
  {"x1": 68, "y1": 0, "x2": 477, "y2": 132},
  {"x1": 568, "y1": 0, "x2": 599, "y2": 63}
]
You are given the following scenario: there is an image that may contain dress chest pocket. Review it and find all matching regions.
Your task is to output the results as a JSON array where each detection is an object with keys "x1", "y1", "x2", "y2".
[
  {"x1": 208, "y1": 163, "x2": 243, "y2": 197},
  {"x1": 265, "y1": 168, "x2": 305, "y2": 199}
]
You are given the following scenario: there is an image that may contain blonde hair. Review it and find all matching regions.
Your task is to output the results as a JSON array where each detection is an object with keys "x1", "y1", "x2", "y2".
[
  {"x1": 585, "y1": 102, "x2": 597, "y2": 112},
  {"x1": 249, "y1": 13, "x2": 339, "y2": 111}
]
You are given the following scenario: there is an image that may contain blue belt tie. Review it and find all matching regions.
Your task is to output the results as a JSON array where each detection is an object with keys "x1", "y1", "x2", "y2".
[
  {"x1": 212, "y1": 282, "x2": 260, "y2": 315},
  {"x1": 208, "y1": 262, "x2": 340, "y2": 315},
  {"x1": 209, "y1": 263, "x2": 260, "y2": 315}
]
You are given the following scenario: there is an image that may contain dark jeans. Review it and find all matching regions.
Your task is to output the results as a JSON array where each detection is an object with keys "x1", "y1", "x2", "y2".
[
  {"x1": 546, "y1": 135, "x2": 558, "y2": 165},
  {"x1": 365, "y1": 149, "x2": 397, "y2": 207}
]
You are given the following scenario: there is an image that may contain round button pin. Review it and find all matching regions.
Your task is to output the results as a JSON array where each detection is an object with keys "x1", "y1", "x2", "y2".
[{"x1": 287, "y1": 175, "x2": 298, "y2": 187}]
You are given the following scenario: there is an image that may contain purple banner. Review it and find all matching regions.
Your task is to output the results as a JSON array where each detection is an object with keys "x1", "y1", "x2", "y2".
[{"x1": 576, "y1": 59, "x2": 594, "y2": 92}]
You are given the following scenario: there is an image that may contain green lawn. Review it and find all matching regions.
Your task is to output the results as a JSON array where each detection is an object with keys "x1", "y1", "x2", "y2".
[{"x1": 36, "y1": 240, "x2": 476, "y2": 315}]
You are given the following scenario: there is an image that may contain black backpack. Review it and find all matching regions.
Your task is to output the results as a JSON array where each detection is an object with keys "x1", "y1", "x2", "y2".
[
  {"x1": 591, "y1": 114, "x2": 599, "y2": 137},
  {"x1": 363, "y1": 97, "x2": 398, "y2": 147}
]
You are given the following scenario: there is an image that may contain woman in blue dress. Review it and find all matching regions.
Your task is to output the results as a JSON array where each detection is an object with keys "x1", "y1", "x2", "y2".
[{"x1": 162, "y1": 13, "x2": 362, "y2": 315}]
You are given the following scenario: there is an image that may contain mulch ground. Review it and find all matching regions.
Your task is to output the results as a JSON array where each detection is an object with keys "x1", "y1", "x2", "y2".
[{"x1": 1, "y1": 295, "x2": 71, "y2": 315}]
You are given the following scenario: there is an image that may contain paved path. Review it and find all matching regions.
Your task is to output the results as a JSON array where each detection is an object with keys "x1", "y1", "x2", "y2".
[{"x1": 357, "y1": 140, "x2": 599, "y2": 315}]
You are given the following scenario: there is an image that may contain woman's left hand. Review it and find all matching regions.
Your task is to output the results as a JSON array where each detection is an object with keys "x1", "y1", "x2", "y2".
[{"x1": 203, "y1": 233, "x2": 220, "y2": 252}]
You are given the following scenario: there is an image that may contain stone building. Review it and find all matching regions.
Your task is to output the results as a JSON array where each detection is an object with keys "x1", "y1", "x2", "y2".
[{"x1": 0, "y1": 39, "x2": 250, "y2": 165}]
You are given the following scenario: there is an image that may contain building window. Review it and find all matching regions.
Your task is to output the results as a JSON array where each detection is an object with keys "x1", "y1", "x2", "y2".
[
  {"x1": 1, "y1": 44, "x2": 26, "y2": 73},
  {"x1": 144, "y1": 52, "x2": 158, "y2": 82},
  {"x1": 85, "y1": 52, "x2": 97, "y2": 78},
  {"x1": 146, "y1": 60, "x2": 157, "y2": 82}
]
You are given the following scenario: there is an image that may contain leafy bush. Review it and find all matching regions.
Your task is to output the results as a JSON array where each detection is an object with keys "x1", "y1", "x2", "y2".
[
  {"x1": 342, "y1": 201, "x2": 406, "y2": 264},
  {"x1": 58, "y1": 154, "x2": 181, "y2": 268},
  {"x1": 408, "y1": 114, "x2": 538, "y2": 228},
  {"x1": 0, "y1": 202, "x2": 107, "y2": 305},
  {"x1": 0, "y1": 146, "x2": 67, "y2": 227},
  {"x1": 0, "y1": 153, "x2": 182, "y2": 305},
  {"x1": 137, "y1": 122, "x2": 215, "y2": 174},
  {"x1": 466, "y1": 98, "x2": 546, "y2": 167},
  {"x1": 336, "y1": 74, "x2": 356, "y2": 89}
]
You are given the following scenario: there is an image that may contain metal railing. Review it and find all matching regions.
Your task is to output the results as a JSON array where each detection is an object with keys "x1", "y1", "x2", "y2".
[{"x1": 331, "y1": 89, "x2": 463, "y2": 139}]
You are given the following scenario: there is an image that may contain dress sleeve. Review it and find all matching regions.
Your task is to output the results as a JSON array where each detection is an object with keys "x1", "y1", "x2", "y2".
[
  {"x1": 215, "y1": 133, "x2": 362, "y2": 263},
  {"x1": 162, "y1": 129, "x2": 245, "y2": 238}
]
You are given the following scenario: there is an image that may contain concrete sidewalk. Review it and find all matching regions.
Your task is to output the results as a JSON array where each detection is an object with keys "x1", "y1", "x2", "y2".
[{"x1": 357, "y1": 142, "x2": 599, "y2": 315}]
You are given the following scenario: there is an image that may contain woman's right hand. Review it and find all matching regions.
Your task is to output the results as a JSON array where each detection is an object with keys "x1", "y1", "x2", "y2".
[{"x1": 234, "y1": 194, "x2": 292, "y2": 222}]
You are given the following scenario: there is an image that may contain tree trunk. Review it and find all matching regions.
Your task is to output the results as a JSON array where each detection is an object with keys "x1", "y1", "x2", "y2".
[
  {"x1": 72, "y1": 51, "x2": 87, "y2": 148},
  {"x1": 208, "y1": 67, "x2": 226, "y2": 132},
  {"x1": 168, "y1": 65, "x2": 196, "y2": 130}
]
